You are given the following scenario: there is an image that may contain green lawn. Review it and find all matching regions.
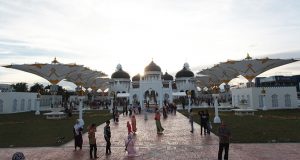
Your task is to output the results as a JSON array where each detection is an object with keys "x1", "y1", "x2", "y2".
[
  {"x1": 179, "y1": 108, "x2": 300, "y2": 143},
  {"x1": 0, "y1": 110, "x2": 112, "y2": 148}
]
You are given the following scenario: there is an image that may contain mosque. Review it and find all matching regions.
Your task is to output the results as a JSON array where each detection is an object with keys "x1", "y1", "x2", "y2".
[{"x1": 109, "y1": 60, "x2": 197, "y2": 108}]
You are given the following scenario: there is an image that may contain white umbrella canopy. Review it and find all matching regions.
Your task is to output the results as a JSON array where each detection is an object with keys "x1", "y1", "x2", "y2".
[
  {"x1": 195, "y1": 75, "x2": 220, "y2": 88},
  {"x1": 3, "y1": 58, "x2": 84, "y2": 85},
  {"x1": 219, "y1": 54, "x2": 298, "y2": 82},
  {"x1": 66, "y1": 67, "x2": 107, "y2": 86},
  {"x1": 197, "y1": 69, "x2": 222, "y2": 87},
  {"x1": 198, "y1": 65, "x2": 239, "y2": 84},
  {"x1": 85, "y1": 77, "x2": 111, "y2": 91}
]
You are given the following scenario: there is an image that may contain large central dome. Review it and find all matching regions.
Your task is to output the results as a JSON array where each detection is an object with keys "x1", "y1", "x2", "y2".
[
  {"x1": 176, "y1": 63, "x2": 194, "y2": 78},
  {"x1": 144, "y1": 60, "x2": 161, "y2": 72},
  {"x1": 111, "y1": 64, "x2": 130, "y2": 79}
]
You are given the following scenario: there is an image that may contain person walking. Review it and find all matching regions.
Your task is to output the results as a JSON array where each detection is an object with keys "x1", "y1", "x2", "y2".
[
  {"x1": 204, "y1": 109, "x2": 210, "y2": 135},
  {"x1": 104, "y1": 120, "x2": 111, "y2": 155},
  {"x1": 218, "y1": 121, "x2": 231, "y2": 160},
  {"x1": 199, "y1": 111, "x2": 205, "y2": 135},
  {"x1": 125, "y1": 132, "x2": 137, "y2": 157},
  {"x1": 154, "y1": 108, "x2": 164, "y2": 134},
  {"x1": 127, "y1": 121, "x2": 132, "y2": 134},
  {"x1": 73, "y1": 119, "x2": 83, "y2": 151},
  {"x1": 88, "y1": 123, "x2": 98, "y2": 159},
  {"x1": 189, "y1": 109, "x2": 194, "y2": 133},
  {"x1": 131, "y1": 115, "x2": 137, "y2": 134}
]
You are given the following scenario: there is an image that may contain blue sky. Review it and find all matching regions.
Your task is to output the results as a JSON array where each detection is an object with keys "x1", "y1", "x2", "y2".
[{"x1": 0, "y1": 0, "x2": 299, "y2": 89}]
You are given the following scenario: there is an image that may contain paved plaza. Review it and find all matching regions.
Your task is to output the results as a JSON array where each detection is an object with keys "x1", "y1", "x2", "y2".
[{"x1": 1, "y1": 111, "x2": 300, "y2": 160}]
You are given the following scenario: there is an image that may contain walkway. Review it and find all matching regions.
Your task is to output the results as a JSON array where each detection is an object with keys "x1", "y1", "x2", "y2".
[{"x1": 1, "y1": 112, "x2": 300, "y2": 160}]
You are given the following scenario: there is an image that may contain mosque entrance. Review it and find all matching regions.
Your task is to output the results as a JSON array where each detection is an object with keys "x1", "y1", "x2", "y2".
[{"x1": 144, "y1": 89, "x2": 158, "y2": 108}]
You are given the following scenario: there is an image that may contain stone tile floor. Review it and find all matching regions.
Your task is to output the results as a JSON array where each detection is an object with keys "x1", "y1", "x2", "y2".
[{"x1": 1, "y1": 112, "x2": 300, "y2": 160}]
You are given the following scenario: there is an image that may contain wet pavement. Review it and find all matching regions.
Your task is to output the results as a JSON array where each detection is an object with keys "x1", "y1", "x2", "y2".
[{"x1": 1, "y1": 111, "x2": 300, "y2": 160}]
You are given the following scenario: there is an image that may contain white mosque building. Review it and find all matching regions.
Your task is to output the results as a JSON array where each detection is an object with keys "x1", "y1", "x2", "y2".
[{"x1": 109, "y1": 60, "x2": 198, "y2": 108}]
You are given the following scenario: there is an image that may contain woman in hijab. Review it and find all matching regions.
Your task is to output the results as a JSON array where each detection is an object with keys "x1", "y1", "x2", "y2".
[
  {"x1": 127, "y1": 121, "x2": 132, "y2": 134},
  {"x1": 131, "y1": 115, "x2": 137, "y2": 134},
  {"x1": 73, "y1": 119, "x2": 83, "y2": 151},
  {"x1": 125, "y1": 132, "x2": 137, "y2": 157},
  {"x1": 155, "y1": 108, "x2": 164, "y2": 134}
]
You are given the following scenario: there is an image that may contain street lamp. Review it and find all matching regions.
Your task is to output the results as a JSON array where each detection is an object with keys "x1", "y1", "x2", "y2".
[
  {"x1": 187, "y1": 91, "x2": 192, "y2": 112},
  {"x1": 212, "y1": 86, "x2": 221, "y2": 123},
  {"x1": 35, "y1": 91, "x2": 41, "y2": 115},
  {"x1": 261, "y1": 88, "x2": 267, "y2": 110},
  {"x1": 75, "y1": 86, "x2": 84, "y2": 122}
]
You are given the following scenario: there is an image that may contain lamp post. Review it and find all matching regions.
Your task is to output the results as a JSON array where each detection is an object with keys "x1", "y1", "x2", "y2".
[
  {"x1": 212, "y1": 86, "x2": 221, "y2": 123},
  {"x1": 188, "y1": 91, "x2": 191, "y2": 112},
  {"x1": 35, "y1": 92, "x2": 41, "y2": 115},
  {"x1": 76, "y1": 86, "x2": 84, "y2": 123},
  {"x1": 50, "y1": 85, "x2": 58, "y2": 108}
]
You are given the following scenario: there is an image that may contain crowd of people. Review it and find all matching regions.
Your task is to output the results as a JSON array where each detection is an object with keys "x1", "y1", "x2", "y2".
[{"x1": 70, "y1": 103, "x2": 231, "y2": 160}]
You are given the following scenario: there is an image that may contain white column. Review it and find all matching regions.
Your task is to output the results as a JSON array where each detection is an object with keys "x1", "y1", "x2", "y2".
[
  {"x1": 213, "y1": 94, "x2": 221, "y2": 123},
  {"x1": 188, "y1": 95, "x2": 191, "y2": 112},
  {"x1": 159, "y1": 88, "x2": 163, "y2": 109},
  {"x1": 79, "y1": 98, "x2": 83, "y2": 120},
  {"x1": 139, "y1": 89, "x2": 143, "y2": 108}
]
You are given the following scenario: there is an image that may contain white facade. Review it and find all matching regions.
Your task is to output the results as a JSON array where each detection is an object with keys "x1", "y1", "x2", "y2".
[
  {"x1": 0, "y1": 92, "x2": 64, "y2": 114},
  {"x1": 231, "y1": 87, "x2": 298, "y2": 110},
  {"x1": 110, "y1": 62, "x2": 197, "y2": 109},
  {"x1": 0, "y1": 92, "x2": 37, "y2": 114},
  {"x1": 175, "y1": 77, "x2": 197, "y2": 92}
]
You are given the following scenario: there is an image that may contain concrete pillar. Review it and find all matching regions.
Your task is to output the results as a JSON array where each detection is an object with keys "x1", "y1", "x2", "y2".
[
  {"x1": 35, "y1": 98, "x2": 40, "y2": 115},
  {"x1": 213, "y1": 94, "x2": 221, "y2": 123}
]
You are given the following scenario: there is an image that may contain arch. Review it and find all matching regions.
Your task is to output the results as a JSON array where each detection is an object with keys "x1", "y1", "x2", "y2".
[
  {"x1": 271, "y1": 94, "x2": 278, "y2": 108},
  {"x1": 284, "y1": 94, "x2": 291, "y2": 107},
  {"x1": 21, "y1": 99, "x2": 25, "y2": 111},
  {"x1": 258, "y1": 95, "x2": 263, "y2": 108},
  {"x1": 0, "y1": 99, "x2": 3, "y2": 113},
  {"x1": 13, "y1": 99, "x2": 17, "y2": 112},
  {"x1": 27, "y1": 99, "x2": 32, "y2": 111}
]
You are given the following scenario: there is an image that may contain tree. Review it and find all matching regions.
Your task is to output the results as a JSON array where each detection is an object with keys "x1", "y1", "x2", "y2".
[
  {"x1": 11, "y1": 83, "x2": 28, "y2": 92},
  {"x1": 30, "y1": 83, "x2": 44, "y2": 93}
]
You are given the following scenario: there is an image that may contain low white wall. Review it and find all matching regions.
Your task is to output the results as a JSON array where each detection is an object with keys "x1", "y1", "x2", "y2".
[
  {"x1": 0, "y1": 92, "x2": 37, "y2": 114},
  {"x1": 232, "y1": 86, "x2": 298, "y2": 110}
]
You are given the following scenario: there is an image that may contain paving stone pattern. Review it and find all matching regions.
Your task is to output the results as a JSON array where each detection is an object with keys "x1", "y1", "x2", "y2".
[{"x1": 1, "y1": 112, "x2": 299, "y2": 160}]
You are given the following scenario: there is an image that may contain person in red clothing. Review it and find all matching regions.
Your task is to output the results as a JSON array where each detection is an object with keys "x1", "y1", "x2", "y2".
[
  {"x1": 154, "y1": 108, "x2": 164, "y2": 134},
  {"x1": 131, "y1": 115, "x2": 137, "y2": 133},
  {"x1": 127, "y1": 121, "x2": 132, "y2": 134}
]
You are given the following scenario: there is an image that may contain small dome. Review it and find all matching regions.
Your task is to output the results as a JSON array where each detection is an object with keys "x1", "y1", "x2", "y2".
[
  {"x1": 132, "y1": 74, "x2": 140, "y2": 81},
  {"x1": 111, "y1": 64, "x2": 130, "y2": 79},
  {"x1": 162, "y1": 72, "x2": 173, "y2": 81},
  {"x1": 144, "y1": 60, "x2": 161, "y2": 72},
  {"x1": 175, "y1": 63, "x2": 194, "y2": 78}
]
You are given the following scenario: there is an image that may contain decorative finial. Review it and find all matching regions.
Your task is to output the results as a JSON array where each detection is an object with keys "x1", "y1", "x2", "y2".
[
  {"x1": 184, "y1": 62, "x2": 190, "y2": 70},
  {"x1": 245, "y1": 53, "x2": 252, "y2": 60},
  {"x1": 51, "y1": 57, "x2": 59, "y2": 64},
  {"x1": 116, "y1": 64, "x2": 122, "y2": 71}
]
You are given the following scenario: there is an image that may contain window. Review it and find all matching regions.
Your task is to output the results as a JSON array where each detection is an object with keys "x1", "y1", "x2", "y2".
[
  {"x1": 13, "y1": 99, "x2": 17, "y2": 112},
  {"x1": 27, "y1": 99, "x2": 32, "y2": 111},
  {"x1": 285, "y1": 94, "x2": 291, "y2": 107},
  {"x1": 0, "y1": 99, "x2": 3, "y2": 113},
  {"x1": 271, "y1": 94, "x2": 278, "y2": 108},
  {"x1": 21, "y1": 99, "x2": 25, "y2": 111}
]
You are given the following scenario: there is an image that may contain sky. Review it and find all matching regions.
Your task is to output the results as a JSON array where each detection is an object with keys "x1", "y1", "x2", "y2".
[{"x1": 0, "y1": 0, "x2": 299, "y2": 90}]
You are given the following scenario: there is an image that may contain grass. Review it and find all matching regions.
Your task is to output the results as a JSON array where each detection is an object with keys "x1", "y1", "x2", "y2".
[
  {"x1": 179, "y1": 108, "x2": 300, "y2": 143},
  {"x1": 0, "y1": 110, "x2": 112, "y2": 148}
]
